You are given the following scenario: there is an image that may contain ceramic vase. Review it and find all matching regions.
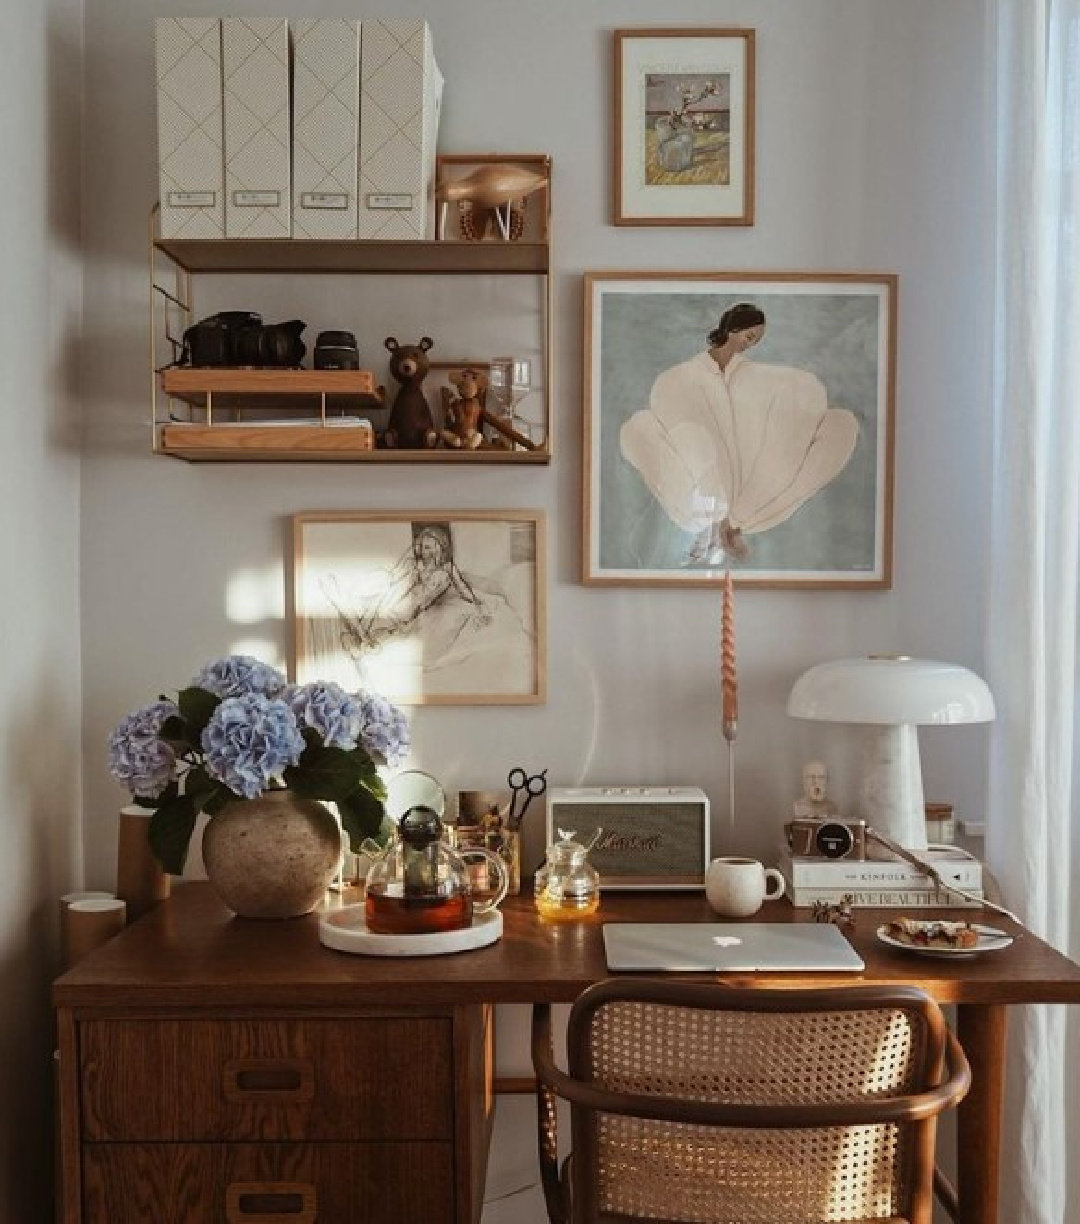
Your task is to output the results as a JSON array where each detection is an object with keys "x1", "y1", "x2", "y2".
[{"x1": 202, "y1": 790, "x2": 343, "y2": 919}]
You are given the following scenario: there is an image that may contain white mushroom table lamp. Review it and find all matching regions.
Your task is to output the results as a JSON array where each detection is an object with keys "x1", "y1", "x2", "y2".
[{"x1": 786, "y1": 655, "x2": 995, "y2": 852}]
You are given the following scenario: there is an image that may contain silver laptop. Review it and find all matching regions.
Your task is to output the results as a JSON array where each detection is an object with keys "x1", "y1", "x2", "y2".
[{"x1": 603, "y1": 922, "x2": 865, "y2": 973}]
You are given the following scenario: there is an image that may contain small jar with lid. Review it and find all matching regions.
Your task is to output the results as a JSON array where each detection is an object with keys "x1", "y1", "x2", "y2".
[
  {"x1": 534, "y1": 829, "x2": 601, "y2": 921},
  {"x1": 924, "y1": 802, "x2": 956, "y2": 845}
]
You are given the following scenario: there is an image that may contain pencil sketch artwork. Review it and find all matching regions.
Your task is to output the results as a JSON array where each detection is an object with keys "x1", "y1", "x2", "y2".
[
  {"x1": 645, "y1": 72, "x2": 730, "y2": 186},
  {"x1": 586, "y1": 276, "x2": 894, "y2": 587},
  {"x1": 295, "y1": 516, "x2": 542, "y2": 704}
]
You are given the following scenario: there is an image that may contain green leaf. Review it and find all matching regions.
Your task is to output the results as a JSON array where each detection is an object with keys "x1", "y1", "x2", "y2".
[
  {"x1": 131, "y1": 780, "x2": 179, "y2": 809},
  {"x1": 184, "y1": 765, "x2": 232, "y2": 815},
  {"x1": 284, "y1": 745, "x2": 363, "y2": 802},
  {"x1": 159, "y1": 715, "x2": 192, "y2": 747},
  {"x1": 177, "y1": 686, "x2": 220, "y2": 739},
  {"x1": 339, "y1": 787, "x2": 386, "y2": 852},
  {"x1": 147, "y1": 793, "x2": 198, "y2": 876},
  {"x1": 202, "y1": 787, "x2": 232, "y2": 816},
  {"x1": 357, "y1": 765, "x2": 386, "y2": 804}
]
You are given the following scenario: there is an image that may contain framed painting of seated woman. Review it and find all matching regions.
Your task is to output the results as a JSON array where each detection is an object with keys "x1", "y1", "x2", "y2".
[
  {"x1": 291, "y1": 510, "x2": 546, "y2": 704},
  {"x1": 583, "y1": 270, "x2": 896, "y2": 588}
]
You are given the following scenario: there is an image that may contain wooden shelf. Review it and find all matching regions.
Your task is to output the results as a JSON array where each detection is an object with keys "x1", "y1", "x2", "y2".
[
  {"x1": 157, "y1": 425, "x2": 550, "y2": 463},
  {"x1": 160, "y1": 425, "x2": 373, "y2": 460},
  {"x1": 153, "y1": 236, "x2": 549, "y2": 275},
  {"x1": 160, "y1": 367, "x2": 383, "y2": 409}
]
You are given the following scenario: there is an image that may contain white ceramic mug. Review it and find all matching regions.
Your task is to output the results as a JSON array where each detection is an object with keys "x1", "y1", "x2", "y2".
[{"x1": 705, "y1": 857, "x2": 786, "y2": 918}]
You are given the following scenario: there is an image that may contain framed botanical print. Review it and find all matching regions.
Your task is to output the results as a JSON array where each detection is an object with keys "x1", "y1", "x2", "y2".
[
  {"x1": 614, "y1": 28, "x2": 755, "y2": 226},
  {"x1": 292, "y1": 510, "x2": 546, "y2": 705},
  {"x1": 583, "y1": 271, "x2": 897, "y2": 588}
]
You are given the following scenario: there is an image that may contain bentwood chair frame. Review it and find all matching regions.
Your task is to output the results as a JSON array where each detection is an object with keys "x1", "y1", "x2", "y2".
[{"x1": 532, "y1": 980, "x2": 971, "y2": 1224}]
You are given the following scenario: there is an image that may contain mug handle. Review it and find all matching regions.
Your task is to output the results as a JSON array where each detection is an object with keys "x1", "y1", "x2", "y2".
[
  {"x1": 460, "y1": 847, "x2": 509, "y2": 913},
  {"x1": 764, "y1": 868, "x2": 786, "y2": 902}
]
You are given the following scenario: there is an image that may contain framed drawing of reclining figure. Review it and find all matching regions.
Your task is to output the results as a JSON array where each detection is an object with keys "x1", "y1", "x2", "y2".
[
  {"x1": 292, "y1": 510, "x2": 546, "y2": 705},
  {"x1": 583, "y1": 271, "x2": 896, "y2": 589}
]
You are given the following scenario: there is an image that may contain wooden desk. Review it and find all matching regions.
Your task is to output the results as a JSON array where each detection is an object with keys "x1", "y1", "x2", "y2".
[{"x1": 55, "y1": 883, "x2": 1080, "y2": 1224}]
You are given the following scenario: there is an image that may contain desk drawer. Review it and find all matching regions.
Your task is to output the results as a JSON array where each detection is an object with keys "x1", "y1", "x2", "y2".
[
  {"x1": 82, "y1": 1142, "x2": 455, "y2": 1223},
  {"x1": 80, "y1": 1018, "x2": 452, "y2": 1142}
]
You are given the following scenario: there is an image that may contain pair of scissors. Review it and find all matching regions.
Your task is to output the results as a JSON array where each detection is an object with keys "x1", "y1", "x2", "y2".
[{"x1": 507, "y1": 767, "x2": 547, "y2": 831}]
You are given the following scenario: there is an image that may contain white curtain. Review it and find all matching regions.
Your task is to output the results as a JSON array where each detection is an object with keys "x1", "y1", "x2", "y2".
[{"x1": 986, "y1": 1, "x2": 1080, "y2": 1221}]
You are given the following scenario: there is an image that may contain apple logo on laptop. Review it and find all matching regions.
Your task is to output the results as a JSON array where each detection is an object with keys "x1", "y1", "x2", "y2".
[{"x1": 712, "y1": 935, "x2": 742, "y2": 948}]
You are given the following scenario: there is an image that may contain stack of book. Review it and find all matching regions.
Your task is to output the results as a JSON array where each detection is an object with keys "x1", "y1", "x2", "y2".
[{"x1": 778, "y1": 845, "x2": 984, "y2": 908}]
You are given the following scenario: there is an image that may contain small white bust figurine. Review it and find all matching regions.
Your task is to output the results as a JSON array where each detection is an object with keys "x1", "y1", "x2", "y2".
[{"x1": 792, "y1": 759, "x2": 840, "y2": 819}]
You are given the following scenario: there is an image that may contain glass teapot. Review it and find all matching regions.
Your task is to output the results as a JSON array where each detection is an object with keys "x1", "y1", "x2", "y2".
[
  {"x1": 534, "y1": 828, "x2": 602, "y2": 921},
  {"x1": 363, "y1": 805, "x2": 508, "y2": 935}
]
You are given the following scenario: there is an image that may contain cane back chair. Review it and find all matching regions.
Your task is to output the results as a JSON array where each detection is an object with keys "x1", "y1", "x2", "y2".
[{"x1": 532, "y1": 980, "x2": 971, "y2": 1224}]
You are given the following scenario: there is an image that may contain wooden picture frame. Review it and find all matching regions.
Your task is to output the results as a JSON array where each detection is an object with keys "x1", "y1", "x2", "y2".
[
  {"x1": 583, "y1": 271, "x2": 897, "y2": 588},
  {"x1": 614, "y1": 28, "x2": 755, "y2": 227},
  {"x1": 291, "y1": 510, "x2": 546, "y2": 704}
]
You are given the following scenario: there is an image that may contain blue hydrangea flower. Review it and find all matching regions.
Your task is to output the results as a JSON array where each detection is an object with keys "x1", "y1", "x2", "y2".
[
  {"x1": 284, "y1": 681, "x2": 362, "y2": 750},
  {"x1": 201, "y1": 694, "x2": 305, "y2": 800},
  {"x1": 108, "y1": 699, "x2": 180, "y2": 799},
  {"x1": 355, "y1": 689, "x2": 410, "y2": 767},
  {"x1": 190, "y1": 655, "x2": 287, "y2": 701}
]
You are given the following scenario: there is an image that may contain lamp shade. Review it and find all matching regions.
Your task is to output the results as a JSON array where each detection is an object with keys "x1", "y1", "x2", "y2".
[
  {"x1": 787, "y1": 656, "x2": 995, "y2": 726},
  {"x1": 786, "y1": 656, "x2": 995, "y2": 851}
]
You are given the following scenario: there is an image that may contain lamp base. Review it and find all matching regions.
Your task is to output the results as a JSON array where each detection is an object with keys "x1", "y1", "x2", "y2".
[{"x1": 856, "y1": 724, "x2": 929, "y2": 852}]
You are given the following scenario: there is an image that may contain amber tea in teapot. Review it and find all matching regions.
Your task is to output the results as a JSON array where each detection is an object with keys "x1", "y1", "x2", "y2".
[
  {"x1": 364, "y1": 805, "x2": 508, "y2": 936},
  {"x1": 366, "y1": 887, "x2": 474, "y2": 936}
]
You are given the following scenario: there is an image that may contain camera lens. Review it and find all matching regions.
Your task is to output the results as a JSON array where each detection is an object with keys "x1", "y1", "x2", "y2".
[
  {"x1": 814, "y1": 821, "x2": 855, "y2": 859},
  {"x1": 314, "y1": 330, "x2": 360, "y2": 370},
  {"x1": 234, "y1": 319, "x2": 307, "y2": 368}
]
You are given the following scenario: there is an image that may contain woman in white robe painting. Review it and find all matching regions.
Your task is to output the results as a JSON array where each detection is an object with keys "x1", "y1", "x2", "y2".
[{"x1": 620, "y1": 303, "x2": 858, "y2": 565}]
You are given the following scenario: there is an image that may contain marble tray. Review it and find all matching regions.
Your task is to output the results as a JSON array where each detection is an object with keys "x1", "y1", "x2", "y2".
[{"x1": 319, "y1": 905, "x2": 502, "y2": 957}]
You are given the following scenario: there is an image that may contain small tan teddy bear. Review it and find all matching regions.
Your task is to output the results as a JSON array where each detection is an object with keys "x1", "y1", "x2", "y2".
[{"x1": 439, "y1": 367, "x2": 488, "y2": 450}]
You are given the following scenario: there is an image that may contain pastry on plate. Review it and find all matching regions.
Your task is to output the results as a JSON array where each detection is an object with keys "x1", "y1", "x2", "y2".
[{"x1": 884, "y1": 917, "x2": 980, "y2": 950}]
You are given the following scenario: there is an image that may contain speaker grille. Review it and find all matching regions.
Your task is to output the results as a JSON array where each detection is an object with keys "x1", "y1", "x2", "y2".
[{"x1": 549, "y1": 800, "x2": 706, "y2": 884}]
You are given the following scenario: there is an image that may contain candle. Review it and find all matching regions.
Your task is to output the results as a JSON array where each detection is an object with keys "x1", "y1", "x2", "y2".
[{"x1": 722, "y1": 570, "x2": 738, "y2": 741}]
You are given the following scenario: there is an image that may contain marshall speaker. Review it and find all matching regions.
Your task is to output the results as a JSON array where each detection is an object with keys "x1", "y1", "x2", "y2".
[{"x1": 545, "y1": 787, "x2": 710, "y2": 890}]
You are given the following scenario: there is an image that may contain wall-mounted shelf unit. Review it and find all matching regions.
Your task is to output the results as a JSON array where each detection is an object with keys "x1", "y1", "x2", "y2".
[{"x1": 150, "y1": 159, "x2": 552, "y2": 464}]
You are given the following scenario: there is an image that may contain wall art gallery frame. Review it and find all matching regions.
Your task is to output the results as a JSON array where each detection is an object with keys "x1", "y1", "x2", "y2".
[
  {"x1": 614, "y1": 27, "x2": 755, "y2": 226},
  {"x1": 583, "y1": 271, "x2": 897, "y2": 589},
  {"x1": 291, "y1": 510, "x2": 546, "y2": 705}
]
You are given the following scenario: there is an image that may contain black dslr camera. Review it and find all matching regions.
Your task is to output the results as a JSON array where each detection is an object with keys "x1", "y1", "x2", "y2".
[{"x1": 180, "y1": 311, "x2": 307, "y2": 368}]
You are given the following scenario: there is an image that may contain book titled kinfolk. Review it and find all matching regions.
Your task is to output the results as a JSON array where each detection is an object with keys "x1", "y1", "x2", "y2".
[{"x1": 779, "y1": 846, "x2": 984, "y2": 909}]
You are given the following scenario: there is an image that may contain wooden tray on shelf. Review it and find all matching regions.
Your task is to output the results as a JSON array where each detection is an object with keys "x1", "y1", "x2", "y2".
[{"x1": 160, "y1": 367, "x2": 383, "y2": 410}]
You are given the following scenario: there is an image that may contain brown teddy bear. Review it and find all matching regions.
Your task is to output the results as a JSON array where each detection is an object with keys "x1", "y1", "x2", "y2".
[
  {"x1": 439, "y1": 367, "x2": 488, "y2": 450},
  {"x1": 383, "y1": 336, "x2": 437, "y2": 449}
]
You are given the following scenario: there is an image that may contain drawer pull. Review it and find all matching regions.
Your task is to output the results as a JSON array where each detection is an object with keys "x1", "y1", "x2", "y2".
[
  {"x1": 226, "y1": 1182, "x2": 316, "y2": 1223},
  {"x1": 223, "y1": 1058, "x2": 315, "y2": 1104}
]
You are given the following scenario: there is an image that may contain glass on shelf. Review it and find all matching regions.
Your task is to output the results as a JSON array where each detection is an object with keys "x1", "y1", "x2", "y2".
[{"x1": 488, "y1": 357, "x2": 541, "y2": 450}]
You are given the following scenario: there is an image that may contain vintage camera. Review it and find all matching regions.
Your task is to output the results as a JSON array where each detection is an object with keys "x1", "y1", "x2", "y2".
[
  {"x1": 786, "y1": 817, "x2": 867, "y2": 861},
  {"x1": 181, "y1": 312, "x2": 307, "y2": 368}
]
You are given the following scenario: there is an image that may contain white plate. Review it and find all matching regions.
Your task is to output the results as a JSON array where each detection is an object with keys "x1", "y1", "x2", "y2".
[
  {"x1": 319, "y1": 905, "x2": 502, "y2": 957},
  {"x1": 876, "y1": 921, "x2": 1013, "y2": 958}
]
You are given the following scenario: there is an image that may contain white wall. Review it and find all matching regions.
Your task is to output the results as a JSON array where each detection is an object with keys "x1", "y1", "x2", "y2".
[
  {"x1": 77, "y1": 0, "x2": 1001, "y2": 1219},
  {"x1": 80, "y1": 0, "x2": 993, "y2": 882},
  {"x1": 0, "y1": 0, "x2": 83, "y2": 1216}
]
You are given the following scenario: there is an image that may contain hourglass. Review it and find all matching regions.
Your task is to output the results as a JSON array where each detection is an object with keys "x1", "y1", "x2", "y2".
[{"x1": 489, "y1": 357, "x2": 541, "y2": 449}]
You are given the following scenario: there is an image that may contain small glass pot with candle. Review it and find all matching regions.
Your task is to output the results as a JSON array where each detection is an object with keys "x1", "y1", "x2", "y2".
[{"x1": 534, "y1": 829, "x2": 601, "y2": 921}]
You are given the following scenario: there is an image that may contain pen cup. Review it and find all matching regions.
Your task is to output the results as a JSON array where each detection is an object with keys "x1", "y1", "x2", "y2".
[{"x1": 452, "y1": 824, "x2": 521, "y2": 896}]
